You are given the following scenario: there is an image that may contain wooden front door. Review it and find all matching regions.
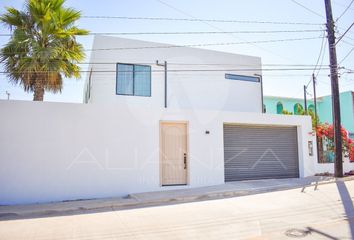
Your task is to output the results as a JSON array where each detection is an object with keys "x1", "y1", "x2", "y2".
[{"x1": 160, "y1": 122, "x2": 188, "y2": 186}]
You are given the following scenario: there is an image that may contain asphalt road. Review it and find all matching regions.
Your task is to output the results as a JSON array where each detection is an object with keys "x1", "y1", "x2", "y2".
[{"x1": 0, "y1": 180, "x2": 353, "y2": 240}]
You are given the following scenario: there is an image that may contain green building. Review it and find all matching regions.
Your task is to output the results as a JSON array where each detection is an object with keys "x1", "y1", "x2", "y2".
[{"x1": 264, "y1": 91, "x2": 354, "y2": 139}]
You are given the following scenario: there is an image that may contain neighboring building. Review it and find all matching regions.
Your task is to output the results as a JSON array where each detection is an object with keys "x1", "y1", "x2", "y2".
[
  {"x1": 317, "y1": 91, "x2": 354, "y2": 139},
  {"x1": 263, "y1": 96, "x2": 314, "y2": 115},
  {"x1": 0, "y1": 36, "x2": 352, "y2": 205},
  {"x1": 264, "y1": 91, "x2": 354, "y2": 139}
]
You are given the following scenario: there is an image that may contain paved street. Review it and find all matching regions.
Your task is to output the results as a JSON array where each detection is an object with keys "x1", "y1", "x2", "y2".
[{"x1": 0, "y1": 180, "x2": 353, "y2": 240}]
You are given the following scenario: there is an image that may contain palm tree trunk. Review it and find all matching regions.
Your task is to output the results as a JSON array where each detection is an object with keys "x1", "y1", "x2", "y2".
[{"x1": 33, "y1": 76, "x2": 45, "y2": 101}]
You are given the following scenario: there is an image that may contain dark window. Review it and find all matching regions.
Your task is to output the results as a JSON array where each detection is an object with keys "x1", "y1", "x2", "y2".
[
  {"x1": 276, "y1": 102, "x2": 283, "y2": 114},
  {"x1": 294, "y1": 103, "x2": 303, "y2": 115},
  {"x1": 225, "y1": 74, "x2": 260, "y2": 82},
  {"x1": 349, "y1": 133, "x2": 354, "y2": 140},
  {"x1": 116, "y1": 63, "x2": 151, "y2": 96},
  {"x1": 308, "y1": 104, "x2": 315, "y2": 113}
]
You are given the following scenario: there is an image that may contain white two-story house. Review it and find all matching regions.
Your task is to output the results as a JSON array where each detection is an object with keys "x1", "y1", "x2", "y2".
[
  {"x1": 83, "y1": 36, "x2": 315, "y2": 187},
  {"x1": 0, "y1": 36, "x2": 318, "y2": 205}
]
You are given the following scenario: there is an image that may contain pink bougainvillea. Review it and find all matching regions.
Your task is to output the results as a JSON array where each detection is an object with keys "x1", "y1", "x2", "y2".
[{"x1": 316, "y1": 123, "x2": 354, "y2": 162}]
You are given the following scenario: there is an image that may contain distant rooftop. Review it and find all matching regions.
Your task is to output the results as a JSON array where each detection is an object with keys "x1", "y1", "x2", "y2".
[{"x1": 264, "y1": 90, "x2": 353, "y2": 101}]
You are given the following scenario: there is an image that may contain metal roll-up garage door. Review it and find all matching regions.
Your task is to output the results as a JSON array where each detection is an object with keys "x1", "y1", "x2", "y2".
[{"x1": 224, "y1": 125, "x2": 299, "y2": 181}]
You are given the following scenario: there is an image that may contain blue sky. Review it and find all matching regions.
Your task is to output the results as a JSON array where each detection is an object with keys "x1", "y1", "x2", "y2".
[{"x1": 0, "y1": 0, "x2": 353, "y2": 102}]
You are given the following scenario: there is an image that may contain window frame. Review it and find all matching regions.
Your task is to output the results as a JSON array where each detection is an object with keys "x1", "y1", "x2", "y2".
[
  {"x1": 116, "y1": 63, "x2": 152, "y2": 97},
  {"x1": 225, "y1": 74, "x2": 260, "y2": 83}
]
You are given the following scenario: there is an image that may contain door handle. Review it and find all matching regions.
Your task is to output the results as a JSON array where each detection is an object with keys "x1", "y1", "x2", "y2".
[{"x1": 184, "y1": 153, "x2": 187, "y2": 169}]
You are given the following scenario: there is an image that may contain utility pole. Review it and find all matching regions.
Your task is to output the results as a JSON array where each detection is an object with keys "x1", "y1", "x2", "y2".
[
  {"x1": 324, "y1": 0, "x2": 343, "y2": 177},
  {"x1": 254, "y1": 74, "x2": 264, "y2": 113},
  {"x1": 156, "y1": 60, "x2": 168, "y2": 108},
  {"x1": 303, "y1": 85, "x2": 308, "y2": 114},
  {"x1": 5, "y1": 91, "x2": 10, "y2": 100},
  {"x1": 312, "y1": 74, "x2": 318, "y2": 125},
  {"x1": 312, "y1": 73, "x2": 320, "y2": 163}
]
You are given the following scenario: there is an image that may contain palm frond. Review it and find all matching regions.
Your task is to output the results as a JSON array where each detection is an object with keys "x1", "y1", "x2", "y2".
[
  {"x1": 0, "y1": 0, "x2": 88, "y2": 99},
  {"x1": 57, "y1": 8, "x2": 81, "y2": 27}
]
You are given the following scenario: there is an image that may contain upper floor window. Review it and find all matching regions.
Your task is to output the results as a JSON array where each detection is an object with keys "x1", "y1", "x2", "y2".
[
  {"x1": 276, "y1": 102, "x2": 283, "y2": 114},
  {"x1": 294, "y1": 103, "x2": 303, "y2": 115},
  {"x1": 225, "y1": 74, "x2": 260, "y2": 82},
  {"x1": 116, "y1": 63, "x2": 151, "y2": 96},
  {"x1": 308, "y1": 104, "x2": 315, "y2": 113}
]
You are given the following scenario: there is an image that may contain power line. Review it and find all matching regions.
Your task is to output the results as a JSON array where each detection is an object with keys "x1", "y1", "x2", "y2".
[
  {"x1": 0, "y1": 60, "x2": 332, "y2": 67},
  {"x1": 263, "y1": 73, "x2": 329, "y2": 77},
  {"x1": 311, "y1": 31, "x2": 328, "y2": 85},
  {"x1": 0, "y1": 73, "x2": 331, "y2": 78},
  {"x1": 290, "y1": 0, "x2": 324, "y2": 18},
  {"x1": 86, "y1": 37, "x2": 322, "y2": 51},
  {"x1": 0, "y1": 67, "x2": 332, "y2": 74},
  {"x1": 289, "y1": 0, "x2": 354, "y2": 49},
  {"x1": 79, "y1": 15, "x2": 354, "y2": 43},
  {"x1": 333, "y1": 0, "x2": 354, "y2": 11},
  {"x1": 336, "y1": 0, "x2": 354, "y2": 22},
  {"x1": 0, "y1": 74, "x2": 334, "y2": 88},
  {"x1": 0, "y1": 56, "x2": 332, "y2": 66},
  {"x1": 1, "y1": 37, "x2": 322, "y2": 54},
  {"x1": 155, "y1": 0, "x2": 304, "y2": 64},
  {"x1": 315, "y1": 39, "x2": 328, "y2": 78},
  {"x1": 337, "y1": 26, "x2": 354, "y2": 43},
  {"x1": 285, "y1": 0, "x2": 353, "y2": 90},
  {"x1": 40, "y1": 62, "x2": 331, "y2": 67},
  {"x1": 341, "y1": 39, "x2": 354, "y2": 47},
  {"x1": 167, "y1": 63, "x2": 329, "y2": 67},
  {"x1": 318, "y1": 79, "x2": 331, "y2": 85},
  {"x1": 339, "y1": 47, "x2": 354, "y2": 64},
  {"x1": 313, "y1": 32, "x2": 327, "y2": 75},
  {"x1": 335, "y1": 22, "x2": 354, "y2": 45},
  {"x1": 304, "y1": 32, "x2": 327, "y2": 89},
  {"x1": 0, "y1": 29, "x2": 325, "y2": 37},
  {"x1": 69, "y1": 29, "x2": 327, "y2": 35},
  {"x1": 80, "y1": 15, "x2": 323, "y2": 26},
  {"x1": 342, "y1": 66, "x2": 354, "y2": 72}
]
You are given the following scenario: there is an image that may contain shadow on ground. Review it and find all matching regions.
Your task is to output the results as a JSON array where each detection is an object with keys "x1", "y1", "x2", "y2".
[{"x1": 336, "y1": 181, "x2": 354, "y2": 239}]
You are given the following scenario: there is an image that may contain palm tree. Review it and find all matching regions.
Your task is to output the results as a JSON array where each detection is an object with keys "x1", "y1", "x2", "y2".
[{"x1": 0, "y1": 0, "x2": 88, "y2": 101}]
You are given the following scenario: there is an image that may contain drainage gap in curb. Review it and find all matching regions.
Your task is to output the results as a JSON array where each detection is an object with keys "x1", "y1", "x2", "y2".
[{"x1": 285, "y1": 228, "x2": 310, "y2": 238}]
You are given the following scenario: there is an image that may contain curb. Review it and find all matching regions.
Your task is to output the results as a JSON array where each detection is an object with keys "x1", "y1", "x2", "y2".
[{"x1": 1, "y1": 177, "x2": 353, "y2": 220}]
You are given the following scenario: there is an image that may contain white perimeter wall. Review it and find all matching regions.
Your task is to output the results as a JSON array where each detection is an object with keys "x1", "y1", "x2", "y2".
[
  {"x1": 86, "y1": 36, "x2": 263, "y2": 113},
  {"x1": 0, "y1": 100, "x2": 352, "y2": 205}
]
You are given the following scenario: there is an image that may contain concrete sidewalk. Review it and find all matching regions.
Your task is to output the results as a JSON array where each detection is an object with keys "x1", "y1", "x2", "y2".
[{"x1": 1, "y1": 176, "x2": 353, "y2": 220}]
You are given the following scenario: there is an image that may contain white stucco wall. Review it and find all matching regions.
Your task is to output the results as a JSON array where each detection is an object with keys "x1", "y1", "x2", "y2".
[
  {"x1": 0, "y1": 100, "x2": 345, "y2": 205},
  {"x1": 314, "y1": 158, "x2": 353, "y2": 174},
  {"x1": 85, "y1": 36, "x2": 263, "y2": 113}
]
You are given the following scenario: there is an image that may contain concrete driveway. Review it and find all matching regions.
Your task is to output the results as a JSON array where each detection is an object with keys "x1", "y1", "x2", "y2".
[{"x1": 0, "y1": 180, "x2": 353, "y2": 240}]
